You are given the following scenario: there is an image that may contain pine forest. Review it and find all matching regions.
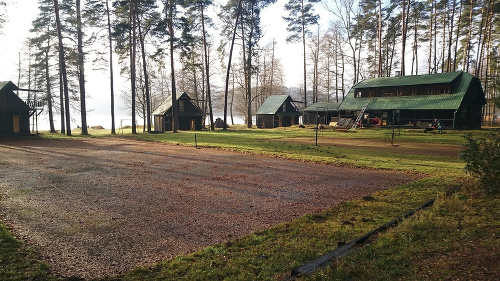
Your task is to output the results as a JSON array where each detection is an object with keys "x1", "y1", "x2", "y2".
[{"x1": 6, "y1": 0, "x2": 500, "y2": 134}]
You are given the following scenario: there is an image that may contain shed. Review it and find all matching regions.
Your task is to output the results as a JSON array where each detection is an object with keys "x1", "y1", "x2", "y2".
[
  {"x1": 338, "y1": 72, "x2": 486, "y2": 129},
  {"x1": 152, "y1": 92, "x2": 203, "y2": 132},
  {"x1": 256, "y1": 95, "x2": 302, "y2": 128},
  {"x1": 303, "y1": 102, "x2": 341, "y2": 125},
  {"x1": 0, "y1": 81, "x2": 32, "y2": 136}
]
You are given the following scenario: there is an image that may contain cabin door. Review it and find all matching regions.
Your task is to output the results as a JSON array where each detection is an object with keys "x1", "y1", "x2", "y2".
[
  {"x1": 12, "y1": 115, "x2": 20, "y2": 133},
  {"x1": 190, "y1": 119, "x2": 195, "y2": 130},
  {"x1": 278, "y1": 117, "x2": 283, "y2": 127}
]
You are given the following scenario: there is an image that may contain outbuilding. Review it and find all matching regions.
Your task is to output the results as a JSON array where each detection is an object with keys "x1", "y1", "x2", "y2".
[
  {"x1": 256, "y1": 95, "x2": 302, "y2": 128},
  {"x1": 0, "y1": 81, "x2": 32, "y2": 136},
  {"x1": 302, "y1": 102, "x2": 341, "y2": 125},
  {"x1": 153, "y1": 92, "x2": 204, "y2": 132},
  {"x1": 338, "y1": 72, "x2": 486, "y2": 129}
]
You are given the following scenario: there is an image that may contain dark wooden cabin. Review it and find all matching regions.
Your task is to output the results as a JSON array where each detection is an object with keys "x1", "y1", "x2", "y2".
[
  {"x1": 0, "y1": 81, "x2": 31, "y2": 136},
  {"x1": 152, "y1": 92, "x2": 203, "y2": 132},
  {"x1": 338, "y1": 72, "x2": 486, "y2": 129},
  {"x1": 256, "y1": 95, "x2": 301, "y2": 128}
]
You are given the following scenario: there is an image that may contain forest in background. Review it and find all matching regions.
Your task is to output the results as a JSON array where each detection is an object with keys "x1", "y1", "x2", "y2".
[{"x1": 2, "y1": 0, "x2": 499, "y2": 134}]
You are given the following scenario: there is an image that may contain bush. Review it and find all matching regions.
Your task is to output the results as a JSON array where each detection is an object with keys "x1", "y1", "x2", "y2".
[{"x1": 460, "y1": 132, "x2": 500, "y2": 194}]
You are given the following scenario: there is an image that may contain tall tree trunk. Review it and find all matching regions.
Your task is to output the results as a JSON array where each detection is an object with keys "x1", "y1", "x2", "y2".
[
  {"x1": 130, "y1": 0, "x2": 137, "y2": 134},
  {"x1": 59, "y1": 61, "x2": 65, "y2": 134},
  {"x1": 76, "y1": 0, "x2": 88, "y2": 135},
  {"x1": 106, "y1": 0, "x2": 116, "y2": 135},
  {"x1": 166, "y1": 0, "x2": 178, "y2": 132},
  {"x1": 53, "y1": 0, "x2": 71, "y2": 136},
  {"x1": 463, "y1": 0, "x2": 474, "y2": 72},
  {"x1": 136, "y1": 16, "x2": 151, "y2": 132},
  {"x1": 401, "y1": 0, "x2": 407, "y2": 76},
  {"x1": 453, "y1": 0, "x2": 463, "y2": 72},
  {"x1": 301, "y1": 0, "x2": 307, "y2": 107},
  {"x1": 223, "y1": 0, "x2": 242, "y2": 130},
  {"x1": 270, "y1": 39, "x2": 276, "y2": 98},
  {"x1": 475, "y1": 4, "x2": 487, "y2": 77},
  {"x1": 377, "y1": 0, "x2": 382, "y2": 77},
  {"x1": 240, "y1": 12, "x2": 254, "y2": 128},
  {"x1": 341, "y1": 51, "x2": 345, "y2": 100},
  {"x1": 428, "y1": 0, "x2": 434, "y2": 73},
  {"x1": 45, "y1": 46, "x2": 55, "y2": 133},
  {"x1": 433, "y1": 1, "x2": 438, "y2": 73},
  {"x1": 201, "y1": 4, "x2": 214, "y2": 131},
  {"x1": 231, "y1": 70, "x2": 235, "y2": 125},
  {"x1": 446, "y1": 0, "x2": 456, "y2": 72},
  {"x1": 411, "y1": 7, "x2": 419, "y2": 75}
]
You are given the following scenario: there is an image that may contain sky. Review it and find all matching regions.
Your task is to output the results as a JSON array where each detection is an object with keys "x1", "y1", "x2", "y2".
[{"x1": 0, "y1": 0, "x2": 332, "y2": 130}]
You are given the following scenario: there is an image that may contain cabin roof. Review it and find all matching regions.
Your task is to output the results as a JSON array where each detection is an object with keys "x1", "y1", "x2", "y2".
[
  {"x1": 303, "y1": 102, "x2": 341, "y2": 112},
  {"x1": 256, "y1": 95, "x2": 300, "y2": 115},
  {"x1": 152, "y1": 92, "x2": 202, "y2": 115},
  {"x1": 339, "y1": 72, "x2": 485, "y2": 111},
  {"x1": 353, "y1": 72, "x2": 462, "y2": 89},
  {"x1": 0, "y1": 81, "x2": 19, "y2": 92}
]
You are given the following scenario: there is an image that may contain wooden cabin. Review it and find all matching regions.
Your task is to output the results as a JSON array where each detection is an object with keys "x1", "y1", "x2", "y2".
[
  {"x1": 152, "y1": 92, "x2": 203, "y2": 132},
  {"x1": 0, "y1": 81, "x2": 32, "y2": 136},
  {"x1": 303, "y1": 102, "x2": 341, "y2": 125},
  {"x1": 256, "y1": 95, "x2": 302, "y2": 128},
  {"x1": 338, "y1": 72, "x2": 486, "y2": 129}
]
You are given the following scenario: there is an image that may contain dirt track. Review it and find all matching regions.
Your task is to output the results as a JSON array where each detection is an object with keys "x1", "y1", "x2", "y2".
[{"x1": 0, "y1": 137, "x2": 422, "y2": 279}]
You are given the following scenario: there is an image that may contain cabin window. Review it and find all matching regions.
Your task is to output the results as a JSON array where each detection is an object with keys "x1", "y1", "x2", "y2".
[
  {"x1": 356, "y1": 91, "x2": 362, "y2": 98},
  {"x1": 179, "y1": 100, "x2": 185, "y2": 112},
  {"x1": 282, "y1": 103, "x2": 286, "y2": 112},
  {"x1": 440, "y1": 87, "x2": 449, "y2": 94}
]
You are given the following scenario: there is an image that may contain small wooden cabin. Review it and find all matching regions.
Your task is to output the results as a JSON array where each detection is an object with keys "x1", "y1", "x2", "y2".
[
  {"x1": 338, "y1": 72, "x2": 486, "y2": 129},
  {"x1": 153, "y1": 92, "x2": 203, "y2": 132},
  {"x1": 256, "y1": 95, "x2": 301, "y2": 128},
  {"x1": 0, "y1": 81, "x2": 31, "y2": 136},
  {"x1": 303, "y1": 102, "x2": 341, "y2": 125}
]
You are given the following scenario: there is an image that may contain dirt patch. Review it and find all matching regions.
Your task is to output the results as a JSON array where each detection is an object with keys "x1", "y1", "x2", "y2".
[{"x1": 0, "y1": 137, "x2": 421, "y2": 279}]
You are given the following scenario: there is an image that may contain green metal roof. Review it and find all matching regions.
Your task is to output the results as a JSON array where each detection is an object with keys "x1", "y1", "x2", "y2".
[
  {"x1": 152, "y1": 96, "x2": 175, "y2": 115},
  {"x1": 303, "y1": 102, "x2": 341, "y2": 112},
  {"x1": 339, "y1": 72, "x2": 484, "y2": 111},
  {"x1": 152, "y1": 92, "x2": 201, "y2": 115},
  {"x1": 256, "y1": 95, "x2": 290, "y2": 115},
  {"x1": 354, "y1": 72, "x2": 462, "y2": 89}
]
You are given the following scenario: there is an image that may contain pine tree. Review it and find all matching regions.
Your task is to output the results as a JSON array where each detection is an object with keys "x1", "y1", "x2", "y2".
[
  {"x1": 283, "y1": 0, "x2": 320, "y2": 108},
  {"x1": 240, "y1": 0, "x2": 276, "y2": 128},
  {"x1": 53, "y1": 0, "x2": 71, "y2": 135},
  {"x1": 30, "y1": 0, "x2": 58, "y2": 133},
  {"x1": 219, "y1": 0, "x2": 243, "y2": 130}
]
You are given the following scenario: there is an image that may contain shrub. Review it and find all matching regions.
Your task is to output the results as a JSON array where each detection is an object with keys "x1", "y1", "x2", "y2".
[{"x1": 460, "y1": 132, "x2": 500, "y2": 194}]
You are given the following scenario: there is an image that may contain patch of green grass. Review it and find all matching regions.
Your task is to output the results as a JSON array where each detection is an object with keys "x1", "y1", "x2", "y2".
[
  {"x1": 0, "y1": 221, "x2": 55, "y2": 281},
  {"x1": 130, "y1": 127, "x2": 467, "y2": 176},
  {"x1": 306, "y1": 185, "x2": 500, "y2": 281}
]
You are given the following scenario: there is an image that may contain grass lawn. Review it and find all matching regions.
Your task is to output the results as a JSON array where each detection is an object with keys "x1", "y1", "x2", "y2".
[{"x1": 1, "y1": 126, "x2": 498, "y2": 280}]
